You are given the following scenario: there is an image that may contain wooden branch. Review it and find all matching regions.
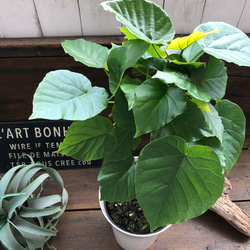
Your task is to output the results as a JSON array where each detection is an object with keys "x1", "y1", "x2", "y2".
[{"x1": 210, "y1": 177, "x2": 250, "y2": 237}]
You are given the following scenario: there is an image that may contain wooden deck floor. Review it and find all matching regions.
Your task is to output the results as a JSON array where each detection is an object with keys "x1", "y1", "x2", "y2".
[{"x1": 0, "y1": 150, "x2": 249, "y2": 249}]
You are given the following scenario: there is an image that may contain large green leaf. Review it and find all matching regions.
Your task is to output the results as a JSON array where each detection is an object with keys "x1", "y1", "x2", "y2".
[
  {"x1": 120, "y1": 75, "x2": 142, "y2": 110},
  {"x1": 62, "y1": 39, "x2": 109, "y2": 68},
  {"x1": 107, "y1": 46, "x2": 128, "y2": 94},
  {"x1": 182, "y1": 42, "x2": 204, "y2": 62},
  {"x1": 202, "y1": 56, "x2": 228, "y2": 100},
  {"x1": 152, "y1": 101, "x2": 213, "y2": 142},
  {"x1": 192, "y1": 137, "x2": 226, "y2": 170},
  {"x1": 112, "y1": 88, "x2": 136, "y2": 131},
  {"x1": 133, "y1": 79, "x2": 187, "y2": 137},
  {"x1": 123, "y1": 39, "x2": 150, "y2": 68},
  {"x1": 135, "y1": 136, "x2": 224, "y2": 231},
  {"x1": 105, "y1": 126, "x2": 140, "y2": 162},
  {"x1": 120, "y1": 27, "x2": 137, "y2": 40},
  {"x1": 101, "y1": 0, "x2": 175, "y2": 44},
  {"x1": 29, "y1": 70, "x2": 108, "y2": 121},
  {"x1": 215, "y1": 100, "x2": 246, "y2": 173},
  {"x1": 154, "y1": 65, "x2": 211, "y2": 102},
  {"x1": 120, "y1": 26, "x2": 166, "y2": 57},
  {"x1": 196, "y1": 22, "x2": 250, "y2": 66},
  {"x1": 120, "y1": 27, "x2": 169, "y2": 57},
  {"x1": 56, "y1": 116, "x2": 117, "y2": 161},
  {"x1": 137, "y1": 57, "x2": 167, "y2": 71},
  {"x1": 98, "y1": 155, "x2": 136, "y2": 202}
]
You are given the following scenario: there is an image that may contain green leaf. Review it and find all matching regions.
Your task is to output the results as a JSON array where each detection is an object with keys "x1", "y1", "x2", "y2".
[
  {"x1": 216, "y1": 100, "x2": 246, "y2": 173},
  {"x1": 123, "y1": 39, "x2": 150, "y2": 68},
  {"x1": 12, "y1": 215, "x2": 57, "y2": 236},
  {"x1": 120, "y1": 27, "x2": 138, "y2": 40},
  {"x1": 137, "y1": 57, "x2": 167, "y2": 71},
  {"x1": 0, "y1": 223, "x2": 27, "y2": 250},
  {"x1": 112, "y1": 88, "x2": 136, "y2": 131},
  {"x1": 152, "y1": 101, "x2": 213, "y2": 142},
  {"x1": 29, "y1": 70, "x2": 108, "y2": 121},
  {"x1": 135, "y1": 135, "x2": 224, "y2": 231},
  {"x1": 120, "y1": 75, "x2": 142, "y2": 110},
  {"x1": 28, "y1": 195, "x2": 62, "y2": 209},
  {"x1": 98, "y1": 155, "x2": 136, "y2": 202},
  {"x1": 120, "y1": 28, "x2": 163, "y2": 62},
  {"x1": 133, "y1": 79, "x2": 187, "y2": 137},
  {"x1": 120, "y1": 23, "x2": 168, "y2": 60},
  {"x1": 170, "y1": 60, "x2": 206, "y2": 70},
  {"x1": 105, "y1": 126, "x2": 140, "y2": 162},
  {"x1": 0, "y1": 213, "x2": 5, "y2": 230},
  {"x1": 62, "y1": 39, "x2": 109, "y2": 68},
  {"x1": 0, "y1": 192, "x2": 25, "y2": 216},
  {"x1": 57, "y1": 116, "x2": 117, "y2": 161},
  {"x1": 154, "y1": 65, "x2": 211, "y2": 102},
  {"x1": 8, "y1": 165, "x2": 42, "y2": 193},
  {"x1": 0, "y1": 166, "x2": 22, "y2": 196},
  {"x1": 196, "y1": 22, "x2": 250, "y2": 66},
  {"x1": 107, "y1": 46, "x2": 128, "y2": 94},
  {"x1": 4, "y1": 195, "x2": 27, "y2": 219},
  {"x1": 182, "y1": 42, "x2": 204, "y2": 62},
  {"x1": 191, "y1": 137, "x2": 226, "y2": 170},
  {"x1": 5, "y1": 173, "x2": 50, "y2": 218},
  {"x1": 101, "y1": 0, "x2": 175, "y2": 44},
  {"x1": 147, "y1": 44, "x2": 166, "y2": 58},
  {"x1": 20, "y1": 206, "x2": 62, "y2": 218},
  {"x1": 202, "y1": 56, "x2": 228, "y2": 100},
  {"x1": 202, "y1": 103, "x2": 224, "y2": 143},
  {"x1": 0, "y1": 162, "x2": 68, "y2": 249}
]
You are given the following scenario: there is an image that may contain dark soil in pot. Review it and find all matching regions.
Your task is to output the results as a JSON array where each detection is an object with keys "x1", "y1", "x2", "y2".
[{"x1": 106, "y1": 199, "x2": 151, "y2": 234}]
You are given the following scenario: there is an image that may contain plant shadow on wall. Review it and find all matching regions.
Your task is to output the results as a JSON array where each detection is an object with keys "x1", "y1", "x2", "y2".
[{"x1": 30, "y1": 0, "x2": 250, "y2": 233}]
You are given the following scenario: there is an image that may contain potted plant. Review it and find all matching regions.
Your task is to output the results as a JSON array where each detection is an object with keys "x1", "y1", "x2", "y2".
[
  {"x1": 0, "y1": 155, "x2": 68, "y2": 250},
  {"x1": 29, "y1": 0, "x2": 250, "y2": 249}
]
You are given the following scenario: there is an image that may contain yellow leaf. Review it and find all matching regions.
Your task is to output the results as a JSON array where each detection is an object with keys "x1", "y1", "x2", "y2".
[
  {"x1": 191, "y1": 98, "x2": 212, "y2": 114},
  {"x1": 166, "y1": 29, "x2": 219, "y2": 51}
]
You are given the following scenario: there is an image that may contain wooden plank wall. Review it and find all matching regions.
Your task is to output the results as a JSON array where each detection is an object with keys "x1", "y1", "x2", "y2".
[
  {"x1": 1, "y1": 0, "x2": 250, "y2": 38},
  {"x1": 0, "y1": 37, "x2": 250, "y2": 150}
]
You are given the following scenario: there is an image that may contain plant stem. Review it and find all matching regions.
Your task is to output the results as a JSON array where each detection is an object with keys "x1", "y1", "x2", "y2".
[
  {"x1": 152, "y1": 44, "x2": 163, "y2": 59},
  {"x1": 104, "y1": 68, "x2": 109, "y2": 77},
  {"x1": 135, "y1": 67, "x2": 148, "y2": 77}
]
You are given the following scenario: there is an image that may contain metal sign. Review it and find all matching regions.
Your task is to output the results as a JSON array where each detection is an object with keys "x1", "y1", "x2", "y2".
[{"x1": 0, "y1": 120, "x2": 102, "y2": 172}]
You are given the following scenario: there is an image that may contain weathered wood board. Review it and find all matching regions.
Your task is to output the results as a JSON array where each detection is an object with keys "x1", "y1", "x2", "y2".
[{"x1": 1, "y1": 0, "x2": 250, "y2": 37}]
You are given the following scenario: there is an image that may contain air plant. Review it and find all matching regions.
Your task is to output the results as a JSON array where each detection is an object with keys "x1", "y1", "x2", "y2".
[{"x1": 0, "y1": 156, "x2": 68, "y2": 250}]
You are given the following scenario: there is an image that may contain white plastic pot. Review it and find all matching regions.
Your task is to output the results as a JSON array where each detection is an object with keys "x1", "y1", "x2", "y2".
[{"x1": 99, "y1": 199, "x2": 171, "y2": 250}]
